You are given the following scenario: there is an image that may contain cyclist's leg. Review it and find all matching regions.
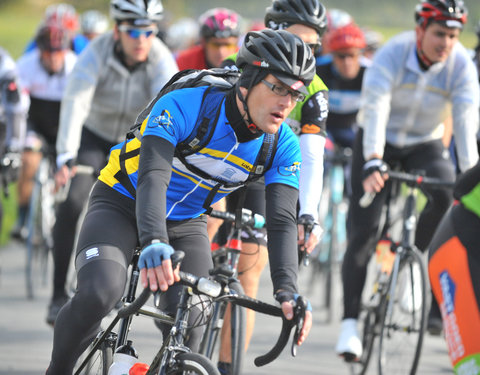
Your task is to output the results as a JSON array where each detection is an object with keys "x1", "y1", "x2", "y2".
[
  {"x1": 47, "y1": 182, "x2": 137, "y2": 375},
  {"x1": 403, "y1": 139, "x2": 455, "y2": 251},
  {"x1": 14, "y1": 131, "x2": 42, "y2": 237},
  {"x1": 49, "y1": 130, "x2": 112, "y2": 323},
  {"x1": 403, "y1": 140, "x2": 455, "y2": 334},
  {"x1": 337, "y1": 130, "x2": 389, "y2": 358},
  {"x1": 342, "y1": 131, "x2": 388, "y2": 320},
  {"x1": 207, "y1": 198, "x2": 227, "y2": 243},
  {"x1": 156, "y1": 216, "x2": 213, "y2": 351},
  {"x1": 219, "y1": 180, "x2": 268, "y2": 364},
  {"x1": 428, "y1": 204, "x2": 480, "y2": 372}
]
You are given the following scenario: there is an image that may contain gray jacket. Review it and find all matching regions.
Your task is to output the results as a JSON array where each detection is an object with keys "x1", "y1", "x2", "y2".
[{"x1": 56, "y1": 31, "x2": 178, "y2": 165}]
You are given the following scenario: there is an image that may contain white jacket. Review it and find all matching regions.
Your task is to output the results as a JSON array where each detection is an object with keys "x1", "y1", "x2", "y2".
[
  {"x1": 56, "y1": 31, "x2": 178, "y2": 164},
  {"x1": 357, "y1": 31, "x2": 479, "y2": 172}
]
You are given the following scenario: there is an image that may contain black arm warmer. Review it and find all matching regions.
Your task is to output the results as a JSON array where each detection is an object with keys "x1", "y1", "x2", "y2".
[
  {"x1": 265, "y1": 183, "x2": 299, "y2": 294},
  {"x1": 136, "y1": 135, "x2": 174, "y2": 247}
]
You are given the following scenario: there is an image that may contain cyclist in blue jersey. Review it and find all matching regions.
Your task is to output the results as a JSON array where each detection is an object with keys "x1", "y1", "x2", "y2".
[{"x1": 45, "y1": 29, "x2": 315, "y2": 375}]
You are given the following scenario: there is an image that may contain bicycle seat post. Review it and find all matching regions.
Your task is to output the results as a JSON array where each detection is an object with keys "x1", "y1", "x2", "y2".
[{"x1": 116, "y1": 250, "x2": 141, "y2": 348}]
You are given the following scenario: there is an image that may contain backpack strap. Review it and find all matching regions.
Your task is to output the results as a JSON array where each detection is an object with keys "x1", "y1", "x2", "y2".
[{"x1": 113, "y1": 141, "x2": 138, "y2": 198}]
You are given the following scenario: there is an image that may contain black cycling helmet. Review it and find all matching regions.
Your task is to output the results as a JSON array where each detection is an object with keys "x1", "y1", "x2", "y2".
[
  {"x1": 415, "y1": 0, "x2": 467, "y2": 29},
  {"x1": 264, "y1": 0, "x2": 327, "y2": 38},
  {"x1": 237, "y1": 29, "x2": 316, "y2": 93},
  {"x1": 110, "y1": 0, "x2": 163, "y2": 26}
]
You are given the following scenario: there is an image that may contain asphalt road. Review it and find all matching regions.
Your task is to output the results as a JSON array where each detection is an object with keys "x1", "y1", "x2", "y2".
[{"x1": 0, "y1": 239, "x2": 453, "y2": 375}]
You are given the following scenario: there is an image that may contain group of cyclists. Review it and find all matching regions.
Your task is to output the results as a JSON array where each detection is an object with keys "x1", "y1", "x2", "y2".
[{"x1": 0, "y1": 0, "x2": 479, "y2": 374}]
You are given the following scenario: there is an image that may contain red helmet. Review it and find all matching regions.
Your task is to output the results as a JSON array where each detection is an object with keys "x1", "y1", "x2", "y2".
[
  {"x1": 35, "y1": 25, "x2": 71, "y2": 52},
  {"x1": 44, "y1": 3, "x2": 79, "y2": 32},
  {"x1": 199, "y1": 8, "x2": 241, "y2": 39},
  {"x1": 415, "y1": 0, "x2": 467, "y2": 29},
  {"x1": 325, "y1": 23, "x2": 366, "y2": 52}
]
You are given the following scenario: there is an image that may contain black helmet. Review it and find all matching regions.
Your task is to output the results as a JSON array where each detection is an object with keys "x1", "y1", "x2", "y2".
[
  {"x1": 237, "y1": 29, "x2": 316, "y2": 91},
  {"x1": 264, "y1": 0, "x2": 327, "y2": 37},
  {"x1": 415, "y1": 0, "x2": 467, "y2": 29}
]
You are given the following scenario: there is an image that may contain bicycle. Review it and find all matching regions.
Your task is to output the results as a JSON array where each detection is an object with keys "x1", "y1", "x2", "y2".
[
  {"x1": 24, "y1": 145, "x2": 56, "y2": 299},
  {"x1": 198, "y1": 208, "x2": 265, "y2": 375},
  {"x1": 307, "y1": 143, "x2": 351, "y2": 323},
  {"x1": 350, "y1": 169, "x2": 454, "y2": 375},
  {"x1": 74, "y1": 250, "x2": 308, "y2": 375},
  {"x1": 24, "y1": 146, "x2": 95, "y2": 299}
]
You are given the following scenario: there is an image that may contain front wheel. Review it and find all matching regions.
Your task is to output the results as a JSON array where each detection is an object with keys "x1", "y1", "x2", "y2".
[
  {"x1": 74, "y1": 331, "x2": 116, "y2": 375},
  {"x1": 166, "y1": 352, "x2": 220, "y2": 375},
  {"x1": 378, "y1": 249, "x2": 427, "y2": 375}
]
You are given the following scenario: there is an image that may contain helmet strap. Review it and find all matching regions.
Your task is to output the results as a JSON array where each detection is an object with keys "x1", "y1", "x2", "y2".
[
  {"x1": 236, "y1": 69, "x2": 264, "y2": 134},
  {"x1": 415, "y1": 33, "x2": 434, "y2": 70}
]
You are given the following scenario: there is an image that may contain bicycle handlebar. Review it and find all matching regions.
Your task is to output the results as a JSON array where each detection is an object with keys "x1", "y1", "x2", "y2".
[
  {"x1": 117, "y1": 250, "x2": 305, "y2": 367},
  {"x1": 209, "y1": 209, "x2": 265, "y2": 229},
  {"x1": 360, "y1": 169, "x2": 454, "y2": 208}
]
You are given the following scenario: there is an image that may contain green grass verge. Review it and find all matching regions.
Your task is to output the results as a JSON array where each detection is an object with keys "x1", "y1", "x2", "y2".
[{"x1": 1, "y1": 183, "x2": 17, "y2": 245}]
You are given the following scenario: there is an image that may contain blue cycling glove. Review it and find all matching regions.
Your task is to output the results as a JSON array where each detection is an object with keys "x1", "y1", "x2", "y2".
[{"x1": 138, "y1": 241, "x2": 175, "y2": 270}]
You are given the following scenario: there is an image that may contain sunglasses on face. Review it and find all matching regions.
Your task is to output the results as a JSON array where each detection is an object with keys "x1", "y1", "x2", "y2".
[
  {"x1": 261, "y1": 80, "x2": 306, "y2": 102},
  {"x1": 206, "y1": 40, "x2": 238, "y2": 50},
  {"x1": 333, "y1": 52, "x2": 360, "y2": 60},
  {"x1": 118, "y1": 25, "x2": 158, "y2": 39},
  {"x1": 308, "y1": 42, "x2": 321, "y2": 54}
]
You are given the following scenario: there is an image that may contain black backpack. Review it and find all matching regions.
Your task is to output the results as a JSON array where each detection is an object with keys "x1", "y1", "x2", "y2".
[{"x1": 115, "y1": 68, "x2": 278, "y2": 212}]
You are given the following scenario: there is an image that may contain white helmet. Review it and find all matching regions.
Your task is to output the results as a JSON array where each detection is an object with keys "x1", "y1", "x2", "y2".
[
  {"x1": 110, "y1": 0, "x2": 163, "y2": 24},
  {"x1": 81, "y1": 10, "x2": 109, "y2": 35}
]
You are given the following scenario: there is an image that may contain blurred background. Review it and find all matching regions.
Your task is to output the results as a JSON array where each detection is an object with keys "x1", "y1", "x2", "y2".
[{"x1": 1, "y1": 0, "x2": 479, "y2": 59}]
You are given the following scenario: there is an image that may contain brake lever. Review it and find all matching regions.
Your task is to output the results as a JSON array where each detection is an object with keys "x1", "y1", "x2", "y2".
[{"x1": 291, "y1": 296, "x2": 307, "y2": 357}]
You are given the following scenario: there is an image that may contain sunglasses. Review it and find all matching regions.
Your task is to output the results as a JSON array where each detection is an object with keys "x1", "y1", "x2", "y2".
[
  {"x1": 308, "y1": 42, "x2": 321, "y2": 54},
  {"x1": 333, "y1": 52, "x2": 360, "y2": 60},
  {"x1": 118, "y1": 25, "x2": 158, "y2": 39},
  {"x1": 206, "y1": 41, "x2": 238, "y2": 50},
  {"x1": 261, "y1": 80, "x2": 306, "y2": 102}
]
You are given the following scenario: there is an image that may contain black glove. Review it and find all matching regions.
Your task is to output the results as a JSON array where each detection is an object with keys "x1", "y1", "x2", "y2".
[
  {"x1": 274, "y1": 290, "x2": 312, "y2": 312},
  {"x1": 362, "y1": 158, "x2": 388, "y2": 180}
]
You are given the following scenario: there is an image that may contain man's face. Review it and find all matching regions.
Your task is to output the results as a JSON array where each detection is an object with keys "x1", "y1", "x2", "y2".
[
  {"x1": 332, "y1": 47, "x2": 362, "y2": 79},
  {"x1": 239, "y1": 74, "x2": 298, "y2": 134},
  {"x1": 40, "y1": 50, "x2": 67, "y2": 74},
  {"x1": 203, "y1": 36, "x2": 238, "y2": 68},
  {"x1": 286, "y1": 23, "x2": 319, "y2": 54},
  {"x1": 416, "y1": 22, "x2": 460, "y2": 64},
  {"x1": 114, "y1": 22, "x2": 157, "y2": 66}
]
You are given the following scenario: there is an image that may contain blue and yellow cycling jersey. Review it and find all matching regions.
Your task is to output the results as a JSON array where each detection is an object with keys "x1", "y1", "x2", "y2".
[{"x1": 99, "y1": 86, "x2": 302, "y2": 221}]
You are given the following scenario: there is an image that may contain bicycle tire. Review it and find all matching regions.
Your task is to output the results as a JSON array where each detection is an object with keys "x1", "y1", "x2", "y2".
[
  {"x1": 74, "y1": 331, "x2": 116, "y2": 375},
  {"x1": 199, "y1": 281, "x2": 245, "y2": 375},
  {"x1": 378, "y1": 249, "x2": 427, "y2": 375},
  {"x1": 165, "y1": 352, "x2": 220, "y2": 375},
  {"x1": 227, "y1": 281, "x2": 245, "y2": 375},
  {"x1": 25, "y1": 162, "x2": 50, "y2": 299}
]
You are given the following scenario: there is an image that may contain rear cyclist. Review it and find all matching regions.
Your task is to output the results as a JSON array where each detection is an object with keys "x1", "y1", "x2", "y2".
[
  {"x1": 428, "y1": 161, "x2": 480, "y2": 374},
  {"x1": 13, "y1": 23, "x2": 76, "y2": 239},
  {"x1": 336, "y1": 0, "x2": 479, "y2": 360}
]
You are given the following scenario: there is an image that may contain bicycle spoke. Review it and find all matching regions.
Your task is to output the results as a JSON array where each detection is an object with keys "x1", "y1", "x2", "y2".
[{"x1": 378, "y1": 251, "x2": 427, "y2": 374}]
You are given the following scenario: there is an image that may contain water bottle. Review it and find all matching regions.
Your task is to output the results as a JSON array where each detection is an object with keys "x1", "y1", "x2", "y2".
[
  {"x1": 375, "y1": 236, "x2": 395, "y2": 277},
  {"x1": 108, "y1": 340, "x2": 138, "y2": 375}
]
